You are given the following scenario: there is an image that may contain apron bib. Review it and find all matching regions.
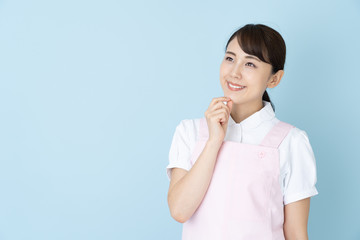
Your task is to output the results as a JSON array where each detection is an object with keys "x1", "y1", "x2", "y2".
[{"x1": 182, "y1": 117, "x2": 294, "y2": 240}]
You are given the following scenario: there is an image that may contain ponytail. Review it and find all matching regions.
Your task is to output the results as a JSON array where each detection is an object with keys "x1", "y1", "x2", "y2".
[{"x1": 262, "y1": 90, "x2": 275, "y2": 112}]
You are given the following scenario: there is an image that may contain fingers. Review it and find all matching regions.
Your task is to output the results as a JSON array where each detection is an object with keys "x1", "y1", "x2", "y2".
[
  {"x1": 212, "y1": 102, "x2": 230, "y2": 116},
  {"x1": 208, "y1": 107, "x2": 229, "y2": 124},
  {"x1": 205, "y1": 97, "x2": 232, "y2": 119},
  {"x1": 210, "y1": 98, "x2": 231, "y2": 114},
  {"x1": 209, "y1": 97, "x2": 230, "y2": 108}
]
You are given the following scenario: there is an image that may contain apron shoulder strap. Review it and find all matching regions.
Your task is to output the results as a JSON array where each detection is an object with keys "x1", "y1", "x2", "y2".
[{"x1": 259, "y1": 120, "x2": 295, "y2": 148}]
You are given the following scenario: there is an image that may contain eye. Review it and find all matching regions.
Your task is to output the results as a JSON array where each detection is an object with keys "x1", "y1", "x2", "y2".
[
  {"x1": 225, "y1": 56, "x2": 233, "y2": 62},
  {"x1": 245, "y1": 62, "x2": 256, "y2": 67}
]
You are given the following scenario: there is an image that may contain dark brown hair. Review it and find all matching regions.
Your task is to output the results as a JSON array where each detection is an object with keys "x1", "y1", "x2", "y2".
[{"x1": 225, "y1": 24, "x2": 286, "y2": 112}]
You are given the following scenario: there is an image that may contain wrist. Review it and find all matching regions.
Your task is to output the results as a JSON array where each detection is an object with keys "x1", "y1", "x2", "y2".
[{"x1": 206, "y1": 138, "x2": 223, "y2": 148}]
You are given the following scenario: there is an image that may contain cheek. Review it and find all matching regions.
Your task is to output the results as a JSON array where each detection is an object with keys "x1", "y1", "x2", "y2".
[
  {"x1": 219, "y1": 69, "x2": 227, "y2": 80},
  {"x1": 219, "y1": 64, "x2": 226, "y2": 74},
  {"x1": 245, "y1": 76, "x2": 265, "y2": 90}
]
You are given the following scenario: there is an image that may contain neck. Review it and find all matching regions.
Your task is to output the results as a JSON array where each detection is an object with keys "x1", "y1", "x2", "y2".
[{"x1": 230, "y1": 100, "x2": 264, "y2": 124}]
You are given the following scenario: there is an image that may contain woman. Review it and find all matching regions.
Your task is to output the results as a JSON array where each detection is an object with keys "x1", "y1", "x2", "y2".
[{"x1": 166, "y1": 23, "x2": 318, "y2": 239}]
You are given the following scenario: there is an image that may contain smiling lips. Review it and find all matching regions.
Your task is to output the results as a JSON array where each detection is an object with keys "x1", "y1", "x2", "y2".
[{"x1": 227, "y1": 81, "x2": 246, "y2": 91}]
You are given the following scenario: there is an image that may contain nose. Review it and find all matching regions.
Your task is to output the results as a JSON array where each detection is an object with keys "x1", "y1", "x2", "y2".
[{"x1": 230, "y1": 63, "x2": 242, "y2": 79}]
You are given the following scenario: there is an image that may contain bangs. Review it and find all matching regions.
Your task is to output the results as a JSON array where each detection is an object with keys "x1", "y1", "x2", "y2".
[{"x1": 235, "y1": 26, "x2": 271, "y2": 64}]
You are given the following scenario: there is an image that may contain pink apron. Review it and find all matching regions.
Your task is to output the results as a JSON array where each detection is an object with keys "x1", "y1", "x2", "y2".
[{"x1": 182, "y1": 117, "x2": 295, "y2": 240}]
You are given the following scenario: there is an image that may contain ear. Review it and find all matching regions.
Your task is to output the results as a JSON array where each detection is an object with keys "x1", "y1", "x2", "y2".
[{"x1": 267, "y1": 70, "x2": 284, "y2": 88}]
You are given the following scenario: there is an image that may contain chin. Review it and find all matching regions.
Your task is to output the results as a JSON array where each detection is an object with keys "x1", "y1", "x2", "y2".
[{"x1": 229, "y1": 97, "x2": 246, "y2": 104}]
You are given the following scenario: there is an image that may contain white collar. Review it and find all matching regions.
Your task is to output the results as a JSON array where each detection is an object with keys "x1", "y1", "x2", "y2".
[{"x1": 228, "y1": 100, "x2": 275, "y2": 129}]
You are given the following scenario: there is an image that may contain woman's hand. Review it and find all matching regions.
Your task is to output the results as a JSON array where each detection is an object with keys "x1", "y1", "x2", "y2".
[{"x1": 204, "y1": 96, "x2": 233, "y2": 143}]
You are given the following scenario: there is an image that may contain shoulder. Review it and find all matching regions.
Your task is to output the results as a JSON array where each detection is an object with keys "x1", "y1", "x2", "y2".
[
  {"x1": 174, "y1": 117, "x2": 201, "y2": 139},
  {"x1": 269, "y1": 117, "x2": 310, "y2": 146},
  {"x1": 177, "y1": 117, "x2": 200, "y2": 129},
  {"x1": 169, "y1": 117, "x2": 202, "y2": 150},
  {"x1": 166, "y1": 118, "x2": 201, "y2": 180},
  {"x1": 277, "y1": 123, "x2": 319, "y2": 204},
  {"x1": 280, "y1": 123, "x2": 312, "y2": 148},
  {"x1": 278, "y1": 122, "x2": 316, "y2": 171},
  {"x1": 266, "y1": 118, "x2": 310, "y2": 145},
  {"x1": 278, "y1": 121, "x2": 315, "y2": 162}
]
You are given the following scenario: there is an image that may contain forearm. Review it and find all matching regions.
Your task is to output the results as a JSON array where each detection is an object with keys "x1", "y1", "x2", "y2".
[
  {"x1": 283, "y1": 198, "x2": 310, "y2": 240},
  {"x1": 168, "y1": 140, "x2": 222, "y2": 223},
  {"x1": 284, "y1": 235, "x2": 308, "y2": 240},
  {"x1": 284, "y1": 226, "x2": 308, "y2": 240}
]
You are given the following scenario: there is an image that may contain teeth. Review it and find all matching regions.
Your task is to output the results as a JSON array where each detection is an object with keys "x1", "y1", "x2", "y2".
[{"x1": 229, "y1": 82, "x2": 245, "y2": 89}]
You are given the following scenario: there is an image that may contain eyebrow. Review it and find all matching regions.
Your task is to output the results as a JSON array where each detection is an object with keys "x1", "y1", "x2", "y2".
[{"x1": 225, "y1": 51, "x2": 261, "y2": 62}]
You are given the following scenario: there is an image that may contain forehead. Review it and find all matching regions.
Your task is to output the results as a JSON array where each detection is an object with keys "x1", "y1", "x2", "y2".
[
  {"x1": 226, "y1": 37, "x2": 246, "y2": 55},
  {"x1": 225, "y1": 37, "x2": 269, "y2": 65}
]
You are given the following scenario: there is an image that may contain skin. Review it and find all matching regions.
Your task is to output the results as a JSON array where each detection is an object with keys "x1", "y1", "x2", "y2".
[
  {"x1": 221, "y1": 37, "x2": 310, "y2": 239},
  {"x1": 168, "y1": 36, "x2": 311, "y2": 239},
  {"x1": 219, "y1": 36, "x2": 283, "y2": 123}
]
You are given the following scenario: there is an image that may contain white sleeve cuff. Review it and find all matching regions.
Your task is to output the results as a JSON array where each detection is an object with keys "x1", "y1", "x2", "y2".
[
  {"x1": 166, "y1": 163, "x2": 190, "y2": 181},
  {"x1": 283, "y1": 186, "x2": 319, "y2": 205}
]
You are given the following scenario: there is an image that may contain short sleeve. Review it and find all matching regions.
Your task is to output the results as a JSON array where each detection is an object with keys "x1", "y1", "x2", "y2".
[
  {"x1": 166, "y1": 119, "x2": 193, "y2": 181},
  {"x1": 282, "y1": 128, "x2": 319, "y2": 205}
]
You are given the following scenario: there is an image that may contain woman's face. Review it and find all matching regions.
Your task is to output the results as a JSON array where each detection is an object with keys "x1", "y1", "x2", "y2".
[{"x1": 219, "y1": 37, "x2": 274, "y2": 106}]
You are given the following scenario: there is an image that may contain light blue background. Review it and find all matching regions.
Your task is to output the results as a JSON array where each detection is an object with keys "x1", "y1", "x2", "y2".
[{"x1": 0, "y1": 0, "x2": 359, "y2": 239}]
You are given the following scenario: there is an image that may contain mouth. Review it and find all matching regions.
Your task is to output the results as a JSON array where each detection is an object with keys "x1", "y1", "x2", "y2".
[{"x1": 227, "y1": 81, "x2": 246, "y2": 91}]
